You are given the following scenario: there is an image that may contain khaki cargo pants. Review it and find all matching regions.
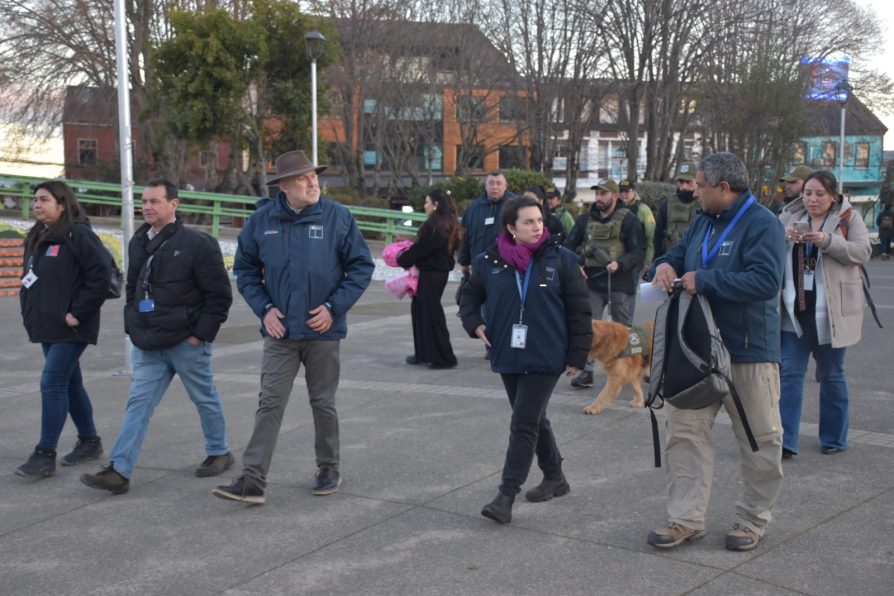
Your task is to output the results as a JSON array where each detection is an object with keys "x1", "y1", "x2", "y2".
[{"x1": 664, "y1": 362, "x2": 783, "y2": 536}]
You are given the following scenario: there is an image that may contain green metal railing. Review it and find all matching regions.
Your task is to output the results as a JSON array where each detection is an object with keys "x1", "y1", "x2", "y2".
[{"x1": 0, "y1": 174, "x2": 426, "y2": 243}]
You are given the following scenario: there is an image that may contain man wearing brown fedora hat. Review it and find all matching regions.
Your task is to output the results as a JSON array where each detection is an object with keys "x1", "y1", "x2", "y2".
[{"x1": 214, "y1": 150, "x2": 374, "y2": 505}]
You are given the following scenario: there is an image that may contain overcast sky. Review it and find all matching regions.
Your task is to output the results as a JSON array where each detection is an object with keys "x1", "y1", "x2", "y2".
[{"x1": 855, "y1": 0, "x2": 894, "y2": 148}]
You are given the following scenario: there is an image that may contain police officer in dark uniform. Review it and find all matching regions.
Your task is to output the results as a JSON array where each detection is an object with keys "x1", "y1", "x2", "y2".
[
  {"x1": 564, "y1": 179, "x2": 645, "y2": 387},
  {"x1": 654, "y1": 162, "x2": 698, "y2": 260}
]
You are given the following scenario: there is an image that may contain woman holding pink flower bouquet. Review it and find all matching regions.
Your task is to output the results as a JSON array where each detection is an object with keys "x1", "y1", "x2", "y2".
[{"x1": 396, "y1": 189, "x2": 463, "y2": 369}]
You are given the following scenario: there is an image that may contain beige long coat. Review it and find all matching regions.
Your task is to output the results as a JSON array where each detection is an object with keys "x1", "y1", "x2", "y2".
[{"x1": 779, "y1": 196, "x2": 871, "y2": 348}]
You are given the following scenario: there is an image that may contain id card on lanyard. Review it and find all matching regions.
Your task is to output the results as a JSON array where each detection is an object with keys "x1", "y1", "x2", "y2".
[
  {"x1": 511, "y1": 259, "x2": 534, "y2": 349},
  {"x1": 701, "y1": 196, "x2": 755, "y2": 268}
]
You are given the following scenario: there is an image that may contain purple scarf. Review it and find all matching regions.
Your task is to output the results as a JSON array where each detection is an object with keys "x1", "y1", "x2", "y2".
[{"x1": 497, "y1": 229, "x2": 550, "y2": 272}]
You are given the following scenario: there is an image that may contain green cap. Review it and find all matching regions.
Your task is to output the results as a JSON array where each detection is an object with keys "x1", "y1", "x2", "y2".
[
  {"x1": 590, "y1": 179, "x2": 618, "y2": 193},
  {"x1": 780, "y1": 165, "x2": 813, "y2": 182},
  {"x1": 618, "y1": 179, "x2": 635, "y2": 191},
  {"x1": 674, "y1": 162, "x2": 697, "y2": 181}
]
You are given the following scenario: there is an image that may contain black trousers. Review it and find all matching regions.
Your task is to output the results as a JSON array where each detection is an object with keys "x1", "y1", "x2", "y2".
[
  {"x1": 410, "y1": 269, "x2": 457, "y2": 366},
  {"x1": 498, "y1": 373, "x2": 563, "y2": 495}
]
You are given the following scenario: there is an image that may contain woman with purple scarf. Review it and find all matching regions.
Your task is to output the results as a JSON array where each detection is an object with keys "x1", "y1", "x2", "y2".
[{"x1": 459, "y1": 196, "x2": 592, "y2": 524}]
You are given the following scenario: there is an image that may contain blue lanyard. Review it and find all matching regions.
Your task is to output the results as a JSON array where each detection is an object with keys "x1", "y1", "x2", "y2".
[
  {"x1": 804, "y1": 213, "x2": 830, "y2": 259},
  {"x1": 701, "y1": 196, "x2": 755, "y2": 267},
  {"x1": 514, "y1": 258, "x2": 534, "y2": 324}
]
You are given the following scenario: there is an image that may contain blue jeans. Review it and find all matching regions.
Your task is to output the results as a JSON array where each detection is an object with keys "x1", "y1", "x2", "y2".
[
  {"x1": 110, "y1": 340, "x2": 229, "y2": 479},
  {"x1": 780, "y1": 321, "x2": 849, "y2": 453},
  {"x1": 39, "y1": 342, "x2": 97, "y2": 450}
]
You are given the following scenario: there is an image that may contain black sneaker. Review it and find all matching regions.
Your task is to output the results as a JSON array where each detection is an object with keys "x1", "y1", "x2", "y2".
[
  {"x1": 312, "y1": 467, "x2": 342, "y2": 496},
  {"x1": 212, "y1": 476, "x2": 265, "y2": 505},
  {"x1": 15, "y1": 446, "x2": 56, "y2": 478},
  {"x1": 81, "y1": 465, "x2": 130, "y2": 495},
  {"x1": 195, "y1": 452, "x2": 235, "y2": 477},
  {"x1": 61, "y1": 436, "x2": 103, "y2": 466}
]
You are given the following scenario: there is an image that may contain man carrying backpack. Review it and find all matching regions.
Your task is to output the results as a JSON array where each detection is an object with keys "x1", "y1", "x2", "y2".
[{"x1": 647, "y1": 153, "x2": 785, "y2": 552}]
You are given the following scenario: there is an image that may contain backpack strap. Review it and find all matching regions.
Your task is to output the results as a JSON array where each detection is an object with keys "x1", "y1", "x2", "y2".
[{"x1": 838, "y1": 212, "x2": 883, "y2": 328}]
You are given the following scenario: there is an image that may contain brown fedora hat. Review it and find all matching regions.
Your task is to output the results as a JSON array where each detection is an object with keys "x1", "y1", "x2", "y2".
[{"x1": 268, "y1": 150, "x2": 327, "y2": 183}]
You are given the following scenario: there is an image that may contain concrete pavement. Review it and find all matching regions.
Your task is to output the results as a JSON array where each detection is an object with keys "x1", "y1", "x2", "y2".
[{"x1": 0, "y1": 257, "x2": 892, "y2": 595}]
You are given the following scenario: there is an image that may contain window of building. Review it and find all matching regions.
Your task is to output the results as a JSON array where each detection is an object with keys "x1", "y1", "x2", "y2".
[
  {"x1": 499, "y1": 145, "x2": 527, "y2": 170},
  {"x1": 78, "y1": 139, "x2": 97, "y2": 166},
  {"x1": 455, "y1": 95, "x2": 488, "y2": 122},
  {"x1": 499, "y1": 96, "x2": 528, "y2": 122},
  {"x1": 821, "y1": 141, "x2": 837, "y2": 167},
  {"x1": 456, "y1": 144, "x2": 485, "y2": 170},
  {"x1": 599, "y1": 95, "x2": 619, "y2": 124},
  {"x1": 417, "y1": 145, "x2": 443, "y2": 172},
  {"x1": 855, "y1": 142, "x2": 870, "y2": 169}
]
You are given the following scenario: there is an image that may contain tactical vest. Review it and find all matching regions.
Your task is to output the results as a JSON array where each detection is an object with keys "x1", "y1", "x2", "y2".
[
  {"x1": 665, "y1": 195, "x2": 697, "y2": 248},
  {"x1": 618, "y1": 325, "x2": 650, "y2": 358},
  {"x1": 577, "y1": 207, "x2": 630, "y2": 268}
]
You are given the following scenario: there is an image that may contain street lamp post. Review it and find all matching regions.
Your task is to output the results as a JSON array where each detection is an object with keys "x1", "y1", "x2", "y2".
[
  {"x1": 835, "y1": 78, "x2": 852, "y2": 195},
  {"x1": 304, "y1": 31, "x2": 326, "y2": 166}
]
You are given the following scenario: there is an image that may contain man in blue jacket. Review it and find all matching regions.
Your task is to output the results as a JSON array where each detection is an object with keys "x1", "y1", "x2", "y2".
[
  {"x1": 458, "y1": 171, "x2": 515, "y2": 277},
  {"x1": 213, "y1": 150, "x2": 374, "y2": 505},
  {"x1": 648, "y1": 152, "x2": 785, "y2": 552}
]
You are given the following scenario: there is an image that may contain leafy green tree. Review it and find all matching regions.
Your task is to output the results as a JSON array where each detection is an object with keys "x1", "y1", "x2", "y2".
[{"x1": 150, "y1": 0, "x2": 336, "y2": 193}]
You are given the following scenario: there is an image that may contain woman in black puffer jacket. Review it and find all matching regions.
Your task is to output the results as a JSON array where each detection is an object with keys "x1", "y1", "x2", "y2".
[
  {"x1": 459, "y1": 196, "x2": 592, "y2": 524},
  {"x1": 17, "y1": 181, "x2": 109, "y2": 479}
]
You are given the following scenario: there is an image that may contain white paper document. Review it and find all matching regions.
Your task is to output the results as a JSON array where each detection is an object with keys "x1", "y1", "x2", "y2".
[{"x1": 639, "y1": 282, "x2": 670, "y2": 303}]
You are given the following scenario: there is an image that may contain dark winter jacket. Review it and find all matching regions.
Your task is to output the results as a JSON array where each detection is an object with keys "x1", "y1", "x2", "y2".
[
  {"x1": 458, "y1": 191, "x2": 515, "y2": 267},
  {"x1": 396, "y1": 220, "x2": 456, "y2": 272},
  {"x1": 20, "y1": 218, "x2": 109, "y2": 344},
  {"x1": 234, "y1": 194, "x2": 374, "y2": 340},
  {"x1": 124, "y1": 219, "x2": 232, "y2": 351},
  {"x1": 564, "y1": 203, "x2": 645, "y2": 294},
  {"x1": 650, "y1": 190, "x2": 785, "y2": 363},
  {"x1": 459, "y1": 241, "x2": 592, "y2": 374}
]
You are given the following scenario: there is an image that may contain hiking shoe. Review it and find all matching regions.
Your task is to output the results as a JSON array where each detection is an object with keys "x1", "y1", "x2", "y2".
[
  {"x1": 81, "y1": 465, "x2": 130, "y2": 495},
  {"x1": 406, "y1": 355, "x2": 421, "y2": 365},
  {"x1": 312, "y1": 467, "x2": 342, "y2": 496},
  {"x1": 782, "y1": 447, "x2": 795, "y2": 460},
  {"x1": 821, "y1": 446, "x2": 844, "y2": 454},
  {"x1": 15, "y1": 446, "x2": 56, "y2": 478},
  {"x1": 195, "y1": 452, "x2": 234, "y2": 477},
  {"x1": 212, "y1": 476, "x2": 265, "y2": 505},
  {"x1": 725, "y1": 523, "x2": 760, "y2": 551},
  {"x1": 570, "y1": 370, "x2": 594, "y2": 388},
  {"x1": 525, "y1": 475, "x2": 571, "y2": 502},
  {"x1": 647, "y1": 522, "x2": 705, "y2": 549},
  {"x1": 61, "y1": 436, "x2": 103, "y2": 466},
  {"x1": 481, "y1": 491, "x2": 514, "y2": 524}
]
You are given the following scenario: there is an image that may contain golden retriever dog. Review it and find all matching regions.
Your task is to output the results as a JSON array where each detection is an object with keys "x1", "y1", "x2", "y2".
[{"x1": 582, "y1": 320, "x2": 654, "y2": 415}]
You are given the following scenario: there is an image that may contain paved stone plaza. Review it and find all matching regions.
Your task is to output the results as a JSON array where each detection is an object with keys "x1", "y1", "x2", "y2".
[{"x1": 1, "y1": 252, "x2": 892, "y2": 595}]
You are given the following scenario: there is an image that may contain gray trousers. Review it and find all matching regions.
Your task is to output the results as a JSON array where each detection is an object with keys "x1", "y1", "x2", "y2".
[
  {"x1": 588, "y1": 289, "x2": 634, "y2": 325},
  {"x1": 664, "y1": 362, "x2": 784, "y2": 536},
  {"x1": 242, "y1": 337, "x2": 341, "y2": 488}
]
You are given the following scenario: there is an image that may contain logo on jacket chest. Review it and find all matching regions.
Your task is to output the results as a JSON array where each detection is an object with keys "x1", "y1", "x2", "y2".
[
  {"x1": 309, "y1": 225, "x2": 324, "y2": 239},
  {"x1": 719, "y1": 241, "x2": 734, "y2": 256}
]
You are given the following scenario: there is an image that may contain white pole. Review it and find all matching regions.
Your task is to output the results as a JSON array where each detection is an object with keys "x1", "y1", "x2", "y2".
[
  {"x1": 114, "y1": 0, "x2": 134, "y2": 374},
  {"x1": 838, "y1": 100, "x2": 846, "y2": 194},
  {"x1": 311, "y1": 58, "x2": 318, "y2": 165}
]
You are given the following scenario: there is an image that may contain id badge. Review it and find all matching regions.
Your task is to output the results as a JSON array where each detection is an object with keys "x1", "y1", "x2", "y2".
[
  {"x1": 484, "y1": 216, "x2": 495, "y2": 226},
  {"x1": 138, "y1": 298, "x2": 156, "y2": 313},
  {"x1": 510, "y1": 324, "x2": 528, "y2": 349},
  {"x1": 21, "y1": 270, "x2": 38, "y2": 288},
  {"x1": 803, "y1": 271, "x2": 814, "y2": 291}
]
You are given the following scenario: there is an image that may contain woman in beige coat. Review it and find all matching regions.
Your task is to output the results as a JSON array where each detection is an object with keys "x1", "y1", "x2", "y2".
[{"x1": 778, "y1": 170, "x2": 870, "y2": 458}]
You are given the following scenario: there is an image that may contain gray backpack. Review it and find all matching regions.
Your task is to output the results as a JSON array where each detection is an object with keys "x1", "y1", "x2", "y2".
[{"x1": 646, "y1": 287, "x2": 758, "y2": 467}]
